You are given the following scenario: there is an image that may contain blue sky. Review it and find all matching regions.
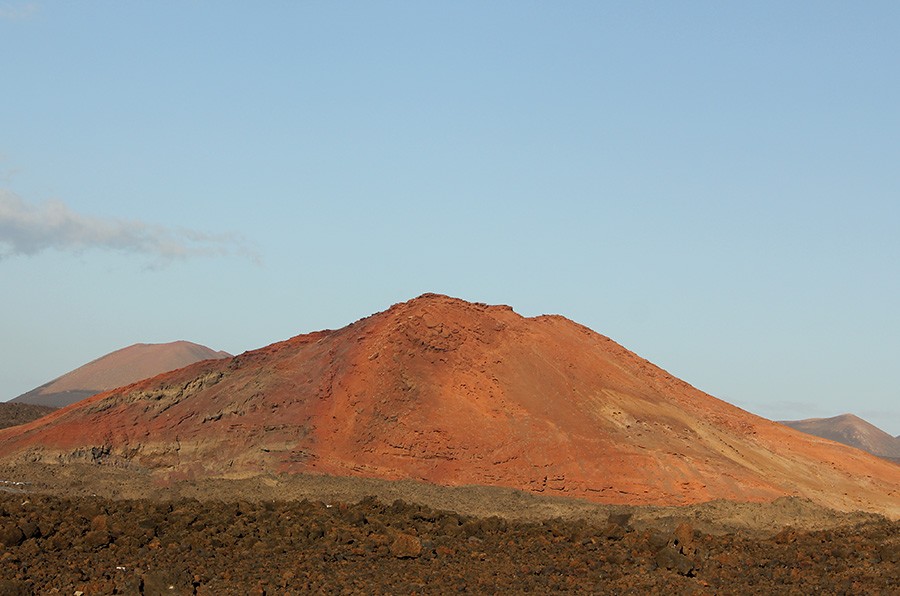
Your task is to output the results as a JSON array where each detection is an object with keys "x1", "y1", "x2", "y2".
[{"x1": 2, "y1": 2, "x2": 898, "y2": 434}]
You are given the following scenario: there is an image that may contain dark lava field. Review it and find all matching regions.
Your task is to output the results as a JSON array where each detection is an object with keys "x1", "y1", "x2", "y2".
[{"x1": 0, "y1": 492, "x2": 896, "y2": 595}]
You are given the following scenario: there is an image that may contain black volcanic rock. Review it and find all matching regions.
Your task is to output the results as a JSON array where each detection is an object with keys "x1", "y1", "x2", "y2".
[{"x1": 0, "y1": 492, "x2": 896, "y2": 594}]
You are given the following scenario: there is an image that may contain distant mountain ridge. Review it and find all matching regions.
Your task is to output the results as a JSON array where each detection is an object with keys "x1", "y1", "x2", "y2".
[
  {"x1": 779, "y1": 414, "x2": 900, "y2": 463},
  {"x1": 10, "y1": 341, "x2": 231, "y2": 408}
]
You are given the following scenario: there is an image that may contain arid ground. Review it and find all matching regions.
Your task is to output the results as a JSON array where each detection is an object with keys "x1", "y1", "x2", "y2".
[{"x1": 0, "y1": 464, "x2": 897, "y2": 595}]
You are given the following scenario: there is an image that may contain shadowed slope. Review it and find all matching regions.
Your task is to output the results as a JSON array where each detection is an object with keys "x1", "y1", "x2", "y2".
[
  {"x1": 10, "y1": 341, "x2": 231, "y2": 408},
  {"x1": 0, "y1": 403, "x2": 56, "y2": 429},
  {"x1": 0, "y1": 295, "x2": 897, "y2": 516}
]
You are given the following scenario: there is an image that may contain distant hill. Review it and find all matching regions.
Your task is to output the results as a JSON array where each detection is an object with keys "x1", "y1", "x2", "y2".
[
  {"x1": 0, "y1": 403, "x2": 56, "y2": 430},
  {"x1": 779, "y1": 414, "x2": 900, "y2": 463},
  {"x1": 10, "y1": 341, "x2": 231, "y2": 408}
]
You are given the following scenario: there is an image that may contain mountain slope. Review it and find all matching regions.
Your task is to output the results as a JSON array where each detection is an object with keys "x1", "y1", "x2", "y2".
[
  {"x1": 780, "y1": 414, "x2": 900, "y2": 461},
  {"x1": 0, "y1": 294, "x2": 897, "y2": 516},
  {"x1": 10, "y1": 341, "x2": 231, "y2": 408},
  {"x1": 0, "y1": 403, "x2": 56, "y2": 430}
]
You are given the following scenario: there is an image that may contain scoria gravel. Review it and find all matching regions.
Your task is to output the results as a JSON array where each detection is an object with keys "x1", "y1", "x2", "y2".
[{"x1": 0, "y1": 493, "x2": 896, "y2": 594}]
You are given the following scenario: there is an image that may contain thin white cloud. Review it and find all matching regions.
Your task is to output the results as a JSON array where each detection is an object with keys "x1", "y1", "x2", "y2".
[
  {"x1": 0, "y1": 1, "x2": 39, "y2": 20},
  {"x1": 0, "y1": 190, "x2": 259, "y2": 264}
]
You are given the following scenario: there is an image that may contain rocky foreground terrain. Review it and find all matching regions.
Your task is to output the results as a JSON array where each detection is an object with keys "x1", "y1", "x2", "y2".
[
  {"x1": 0, "y1": 492, "x2": 897, "y2": 595},
  {"x1": 0, "y1": 466, "x2": 896, "y2": 595}
]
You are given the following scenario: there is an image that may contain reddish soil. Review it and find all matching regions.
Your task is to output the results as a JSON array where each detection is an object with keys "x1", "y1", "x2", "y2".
[{"x1": 0, "y1": 294, "x2": 897, "y2": 517}]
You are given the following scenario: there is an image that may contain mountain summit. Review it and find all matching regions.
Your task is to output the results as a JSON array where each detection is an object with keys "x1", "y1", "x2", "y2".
[
  {"x1": 10, "y1": 341, "x2": 231, "y2": 408},
  {"x1": 1, "y1": 294, "x2": 897, "y2": 516}
]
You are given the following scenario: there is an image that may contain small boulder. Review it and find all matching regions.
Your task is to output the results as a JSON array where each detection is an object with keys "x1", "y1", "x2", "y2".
[
  {"x1": 17, "y1": 521, "x2": 40, "y2": 540},
  {"x1": 0, "y1": 524, "x2": 24, "y2": 547},
  {"x1": 674, "y1": 523, "x2": 693, "y2": 547},
  {"x1": 601, "y1": 523, "x2": 627, "y2": 540},
  {"x1": 390, "y1": 533, "x2": 422, "y2": 558},
  {"x1": 654, "y1": 546, "x2": 696, "y2": 576},
  {"x1": 91, "y1": 514, "x2": 109, "y2": 532},
  {"x1": 878, "y1": 543, "x2": 899, "y2": 564},
  {"x1": 673, "y1": 522, "x2": 696, "y2": 556},
  {"x1": 607, "y1": 512, "x2": 633, "y2": 528},
  {"x1": 83, "y1": 530, "x2": 112, "y2": 550}
]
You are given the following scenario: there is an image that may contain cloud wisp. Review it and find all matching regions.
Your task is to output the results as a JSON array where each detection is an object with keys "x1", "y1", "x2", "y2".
[
  {"x1": 0, "y1": 2, "x2": 39, "y2": 21},
  {"x1": 0, "y1": 190, "x2": 259, "y2": 264}
]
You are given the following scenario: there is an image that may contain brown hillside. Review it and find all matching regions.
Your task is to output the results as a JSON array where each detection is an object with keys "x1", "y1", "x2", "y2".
[
  {"x1": 11, "y1": 341, "x2": 231, "y2": 408},
  {"x1": 780, "y1": 414, "x2": 900, "y2": 460},
  {"x1": 0, "y1": 403, "x2": 55, "y2": 430},
  {"x1": 0, "y1": 294, "x2": 897, "y2": 516}
]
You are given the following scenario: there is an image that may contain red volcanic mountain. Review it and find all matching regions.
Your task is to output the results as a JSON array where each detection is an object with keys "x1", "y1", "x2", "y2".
[
  {"x1": 10, "y1": 341, "x2": 231, "y2": 408},
  {"x1": 1, "y1": 295, "x2": 897, "y2": 516}
]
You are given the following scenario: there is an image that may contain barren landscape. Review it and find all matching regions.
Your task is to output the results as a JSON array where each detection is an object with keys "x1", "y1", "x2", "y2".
[
  {"x1": 0, "y1": 295, "x2": 897, "y2": 593},
  {"x1": 6, "y1": 2, "x2": 900, "y2": 593},
  {"x1": 0, "y1": 465, "x2": 897, "y2": 595}
]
